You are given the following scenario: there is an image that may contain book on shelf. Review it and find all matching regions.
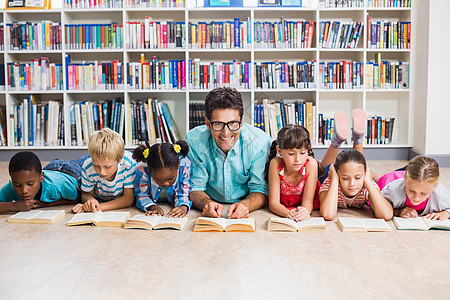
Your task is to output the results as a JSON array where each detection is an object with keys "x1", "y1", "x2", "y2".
[
  {"x1": 267, "y1": 217, "x2": 327, "y2": 232},
  {"x1": 0, "y1": 105, "x2": 7, "y2": 146},
  {"x1": 189, "y1": 102, "x2": 206, "y2": 130},
  {"x1": 318, "y1": 61, "x2": 363, "y2": 90},
  {"x1": 6, "y1": 21, "x2": 62, "y2": 51},
  {"x1": 337, "y1": 217, "x2": 392, "y2": 232},
  {"x1": 254, "y1": 99, "x2": 315, "y2": 141},
  {"x1": 126, "y1": 19, "x2": 184, "y2": 50},
  {"x1": 366, "y1": 60, "x2": 409, "y2": 90},
  {"x1": 65, "y1": 23, "x2": 123, "y2": 50},
  {"x1": 367, "y1": 16, "x2": 411, "y2": 49},
  {"x1": 65, "y1": 0, "x2": 125, "y2": 9},
  {"x1": 366, "y1": 116, "x2": 395, "y2": 145},
  {"x1": 124, "y1": 215, "x2": 189, "y2": 230},
  {"x1": 366, "y1": 0, "x2": 411, "y2": 8},
  {"x1": 67, "y1": 211, "x2": 130, "y2": 227},
  {"x1": 189, "y1": 18, "x2": 250, "y2": 49},
  {"x1": 8, "y1": 210, "x2": 65, "y2": 224},
  {"x1": 392, "y1": 217, "x2": 450, "y2": 231},
  {"x1": 318, "y1": 114, "x2": 334, "y2": 145},
  {"x1": 318, "y1": 0, "x2": 363, "y2": 8},
  {"x1": 189, "y1": 59, "x2": 250, "y2": 90},
  {"x1": 193, "y1": 217, "x2": 256, "y2": 232},
  {"x1": 254, "y1": 60, "x2": 315, "y2": 90},
  {"x1": 319, "y1": 20, "x2": 363, "y2": 49}
]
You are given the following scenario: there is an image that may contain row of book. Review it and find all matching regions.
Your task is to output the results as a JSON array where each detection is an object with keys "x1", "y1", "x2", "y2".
[
  {"x1": 366, "y1": 60, "x2": 409, "y2": 89},
  {"x1": 6, "y1": 21, "x2": 62, "y2": 51},
  {"x1": 254, "y1": 20, "x2": 315, "y2": 49},
  {"x1": 128, "y1": 98, "x2": 181, "y2": 145},
  {"x1": 189, "y1": 102, "x2": 206, "y2": 130},
  {"x1": 126, "y1": 20, "x2": 185, "y2": 50},
  {"x1": 319, "y1": 0, "x2": 363, "y2": 7},
  {"x1": 65, "y1": 0, "x2": 185, "y2": 8},
  {"x1": 319, "y1": 21, "x2": 363, "y2": 49},
  {"x1": 9, "y1": 97, "x2": 65, "y2": 147},
  {"x1": 189, "y1": 18, "x2": 251, "y2": 50},
  {"x1": 190, "y1": 59, "x2": 251, "y2": 90},
  {"x1": 65, "y1": 23, "x2": 123, "y2": 50},
  {"x1": 318, "y1": 61, "x2": 364, "y2": 90},
  {"x1": 7, "y1": 59, "x2": 64, "y2": 91},
  {"x1": 66, "y1": 58, "x2": 124, "y2": 90},
  {"x1": 64, "y1": 0, "x2": 124, "y2": 8},
  {"x1": 366, "y1": 116, "x2": 395, "y2": 144},
  {"x1": 255, "y1": 60, "x2": 315, "y2": 90},
  {"x1": 317, "y1": 114, "x2": 334, "y2": 145},
  {"x1": 254, "y1": 99, "x2": 315, "y2": 141},
  {"x1": 367, "y1": 18, "x2": 411, "y2": 49},
  {"x1": 367, "y1": 0, "x2": 410, "y2": 7},
  {"x1": 127, "y1": 58, "x2": 186, "y2": 90},
  {"x1": 70, "y1": 99, "x2": 124, "y2": 146}
]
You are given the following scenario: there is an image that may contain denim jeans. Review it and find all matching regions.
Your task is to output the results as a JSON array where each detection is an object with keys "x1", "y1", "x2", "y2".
[{"x1": 43, "y1": 154, "x2": 90, "y2": 186}]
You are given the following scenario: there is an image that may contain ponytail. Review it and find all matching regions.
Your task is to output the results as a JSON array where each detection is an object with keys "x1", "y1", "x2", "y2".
[
  {"x1": 265, "y1": 140, "x2": 278, "y2": 181},
  {"x1": 132, "y1": 140, "x2": 190, "y2": 171}
]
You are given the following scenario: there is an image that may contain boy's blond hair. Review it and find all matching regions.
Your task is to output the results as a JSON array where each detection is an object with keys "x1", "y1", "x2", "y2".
[
  {"x1": 88, "y1": 128, "x2": 124, "y2": 162},
  {"x1": 405, "y1": 155, "x2": 440, "y2": 185}
]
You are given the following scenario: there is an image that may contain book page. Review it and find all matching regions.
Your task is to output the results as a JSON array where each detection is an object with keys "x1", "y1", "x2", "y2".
[
  {"x1": 269, "y1": 217, "x2": 298, "y2": 228},
  {"x1": 393, "y1": 217, "x2": 428, "y2": 230},
  {"x1": 422, "y1": 218, "x2": 450, "y2": 230},
  {"x1": 297, "y1": 217, "x2": 326, "y2": 229},
  {"x1": 9, "y1": 210, "x2": 44, "y2": 220},
  {"x1": 361, "y1": 219, "x2": 392, "y2": 231},
  {"x1": 67, "y1": 212, "x2": 98, "y2": 225},
  {"x1": 33, "y1": 210, "x2": 65, "y2": 220},
  {"x1": 225, "y1": 218, "x2": 255, "y2": 226},
  {"x1": 197, "y1": 217, "x2": 227, "y2": 229},
  {"x1": 96, "y1": 211, "x2": 130, "y2": 223},
  {"x1": 127, "y1": 215, "x2": 160, "y2": 227},
  {"x1": 337, "y1": 218, "x2": 365, "y2": 229}
]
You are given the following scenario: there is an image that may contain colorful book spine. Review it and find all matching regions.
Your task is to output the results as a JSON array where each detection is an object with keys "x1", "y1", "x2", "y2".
[
  {"x1": 318, "y1": 61, "x2": 363, "y2": 90},
  {"x1": 126, "y1": 20, "x2": 185, "y2": 50},
  {"x1": 65, "y1": 0, "x2": 124, "y2": 9},
  {"x1": 255, "y1": 60, "x2": 315, "y2": 90},
  {"x1": 127, "y1": 58, "x2": 185, "y2": 90},
  {"x1": 7, "y1": 59, "x2": 64, "y2": 91},
  {"x1": 189, "y1": 18, "x2": 250, "y2": 50},
  {"x1": 66, "y1": 60, "x2": 124, "y2": 90},
  {"x1": 189, "y1": 59, "x2": 251, "y2": 90},
  {"x1": 366, "y1": 0, "x2": 410, "y2": 8},
  {"x1": 366, "y1": 116, "x2": 395, "y2": 145},
  {"x1": 65, "y1": 23, "x2": 123, "y2": 50},
  {"x1": 318, "y1": 0, "x2": 364, "y2": 8},
  {"x1": 365, "y1": 60, "x2": 409, "y2": 90},
  {"x1": 367, "y1": 18, "x2": 411, "y2": 49},
  {"x1": 124, "y1": 0, "x2": 185, "y2": 8},
  {"x1": 319, "y1": 20, "x2": 363, "y2": 49},
  {"x1": 254, "y1": 19, "x2": 315, "y2": 49},
  {"x1": 6, "y1": 21, "x2": 62, "y2": 51}
]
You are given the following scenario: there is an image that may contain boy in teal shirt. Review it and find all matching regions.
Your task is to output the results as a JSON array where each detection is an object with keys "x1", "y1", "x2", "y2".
[{"x1": 0, "y1": 151, "x2": 81, "y2": 213}]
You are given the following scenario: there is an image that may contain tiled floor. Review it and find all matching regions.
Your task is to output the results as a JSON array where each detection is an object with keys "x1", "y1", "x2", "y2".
[{"x1": 0, "y1": 160, "x2": 449, "y2": 299}]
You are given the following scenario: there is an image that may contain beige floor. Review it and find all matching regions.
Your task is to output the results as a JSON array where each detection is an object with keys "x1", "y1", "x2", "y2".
[{"x1": 0, "y1": 161, "x2": 449, "y2": 299}]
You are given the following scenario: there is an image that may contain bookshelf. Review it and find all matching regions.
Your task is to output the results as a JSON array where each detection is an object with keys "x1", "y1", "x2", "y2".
[{"x1": 0, "y1": 1, "x2": 414, "y2": 156}]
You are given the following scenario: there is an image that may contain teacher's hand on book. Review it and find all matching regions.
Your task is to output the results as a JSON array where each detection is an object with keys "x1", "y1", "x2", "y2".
[
  {"x1": 228, "y1": 203, "x2": 249, "y2": 219},
  {"x1": 202, "y1": 201, "x2": 223, "y2": 218}
]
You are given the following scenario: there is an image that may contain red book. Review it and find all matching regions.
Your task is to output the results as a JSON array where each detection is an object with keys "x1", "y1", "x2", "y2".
[{"x1": 307, "y1": 21, "x2": 314, "y2": 48}]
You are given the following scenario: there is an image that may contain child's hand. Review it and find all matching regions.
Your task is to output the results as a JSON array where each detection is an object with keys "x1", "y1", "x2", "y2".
[
  {"x1": 328, "y1": 164, "x2": 338, "y2": 182},
  {"x1": 400, "y1": 206, "x2": 418, "y2": 218},
  {"x1": 292, "y1": 206, "x2": 311, "y2": 222},
  {"x1": 72, "y1": 203, "x2": 86, "y2": 214},
  {"x1": 167, "y1": 206, "x2": 187, "y2": 218},
  {"x1": 363, "y1": 168, "x2": 373, "y2": 187},
  {"x1": 14, "y1": 200, "x2": 39, "y2": 211},
  {"x1": 424, "y1": 211, "x2": 450, "y2": 221},
  {"x1": 83, "y1": 199, "x2": 100, "y2": 212},
  {"x1": 145, "y1": 205, "x2": 164, "y2": 216}
]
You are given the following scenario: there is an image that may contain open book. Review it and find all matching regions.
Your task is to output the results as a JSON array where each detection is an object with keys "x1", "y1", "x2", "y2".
[
  {"x1": 337, "y1": 217, "x2": 392, "y2": 232},
  {"x1": 67, "y1": 211, "x2": 130, "y2": 227},
  {"x1": 193, "y1": 217, "x2": 256, "y2": 232},
  {"x1": 267, "y1": 217, "x2": 327, "y2": 232},
  {"x1": 393, "y1": 216, "x2": 450, "y2": 231},
  {"x1": 8, "y1": 210, "x2": 65, "y2": 224},
  {"x1": 124, "y1": 215, "x2": 188, "y2": 230}
]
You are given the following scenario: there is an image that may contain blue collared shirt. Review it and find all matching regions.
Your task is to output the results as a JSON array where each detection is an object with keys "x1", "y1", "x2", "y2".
[
  {"x1": 186, "y1": 123, "x2": 272, "y2": 203},
  {"x1": 134, "y1": 156, "x2": 192, "y2": 212}
]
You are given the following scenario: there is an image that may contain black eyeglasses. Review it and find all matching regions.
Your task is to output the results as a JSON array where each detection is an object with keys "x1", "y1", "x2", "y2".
[{"x1": 207, "y1": 118, "x2": 242, "y2": 131}]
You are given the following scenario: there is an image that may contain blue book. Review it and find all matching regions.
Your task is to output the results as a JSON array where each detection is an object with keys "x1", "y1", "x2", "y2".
[
  {"x1": 298, "y1": 101, "x2": 304, "y2": 126},
  {"x1": 65, "y1": 54, "x2": 71, "y2": 90},
  {"x1": 70, "y1": 105, "x2": 76, "y2": 146},
  {"x1": 173, "y1": 60, "x2": 178, "y2": 89},
  {"x1": 160, "y1": 103, "x2": 181, "y2": 141},
  {"x1": 139, "y1": 102, "x2": 148, "y2": 142},
  {"x1": 254, "y1": 104, "x2": 259, "y2": 129},
  {"x1": 28, "y1": 96, "x2": 34, "y2": 146},
  {"x1": 234, "y1": 18, "x2": 240, "y2": 48},
  {"x1": 168, "y1": 60, "x2": 173, "y2": 88}
]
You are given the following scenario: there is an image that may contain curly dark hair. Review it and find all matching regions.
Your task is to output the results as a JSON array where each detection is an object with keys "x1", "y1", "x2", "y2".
[{"x1": 205, "y1": 87, "x2": 244, "y2": 120}]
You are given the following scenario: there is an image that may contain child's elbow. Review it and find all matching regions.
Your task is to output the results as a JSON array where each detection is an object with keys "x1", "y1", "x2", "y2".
[
  {"x1": 321, "y1": 209, "x2": 336, "y2": 221},
  {"x1": 379, "y1": 211, "x2": 393, "y2": 221}
]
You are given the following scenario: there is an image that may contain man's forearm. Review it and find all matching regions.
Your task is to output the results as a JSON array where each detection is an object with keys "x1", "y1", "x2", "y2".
[
  {"x1": 190, "y1": 191, "x2": 213, "y2": 210},
  {"x1": 240, "y1": 192, "x2": 267, "y2": 212}
]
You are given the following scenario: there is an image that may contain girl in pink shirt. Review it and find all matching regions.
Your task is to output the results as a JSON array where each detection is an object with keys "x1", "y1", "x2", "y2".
[{"x1": 318, "y1": 108, "x2": 393, "y2": 221}]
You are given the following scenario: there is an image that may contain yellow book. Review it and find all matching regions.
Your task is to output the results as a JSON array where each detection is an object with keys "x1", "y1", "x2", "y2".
[
  {"x1": 125, "y1": 215, "x2": 188, "y2": 230},
  {"x1": 267, "y1": 217, "x2": 326, "y2": 232},
  {"x1": 305, "y1": 101, "x2": 313, "y2": 140},
  {"x1": 193, "y1": 217, "x2": 256, "y2": 232},
  {"x1": 337, "y1": 217, "x2": 392, "y2": 232},
  {"x1": 67, "y1": 211, "x2": 130, "y2": 227},
  {"x1": 8, "y1": 210, "x2": 65, "y2": 224}
]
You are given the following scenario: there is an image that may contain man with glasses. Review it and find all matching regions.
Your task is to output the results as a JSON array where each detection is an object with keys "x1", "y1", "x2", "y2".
[{"x1": 186, "y1": 87, "x2": 272, "y2": 219}]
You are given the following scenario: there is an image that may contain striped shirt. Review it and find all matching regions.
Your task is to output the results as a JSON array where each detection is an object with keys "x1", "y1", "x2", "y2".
[
  {"x1": 81, "y1": 151, "x2": 136, "y2": 201},
  {"x1": 134, "y1": 156, "x2": 192, "y2": 212},
  {"x1": 319, "y1": 177, "x2": 379, "y2": 208}
]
